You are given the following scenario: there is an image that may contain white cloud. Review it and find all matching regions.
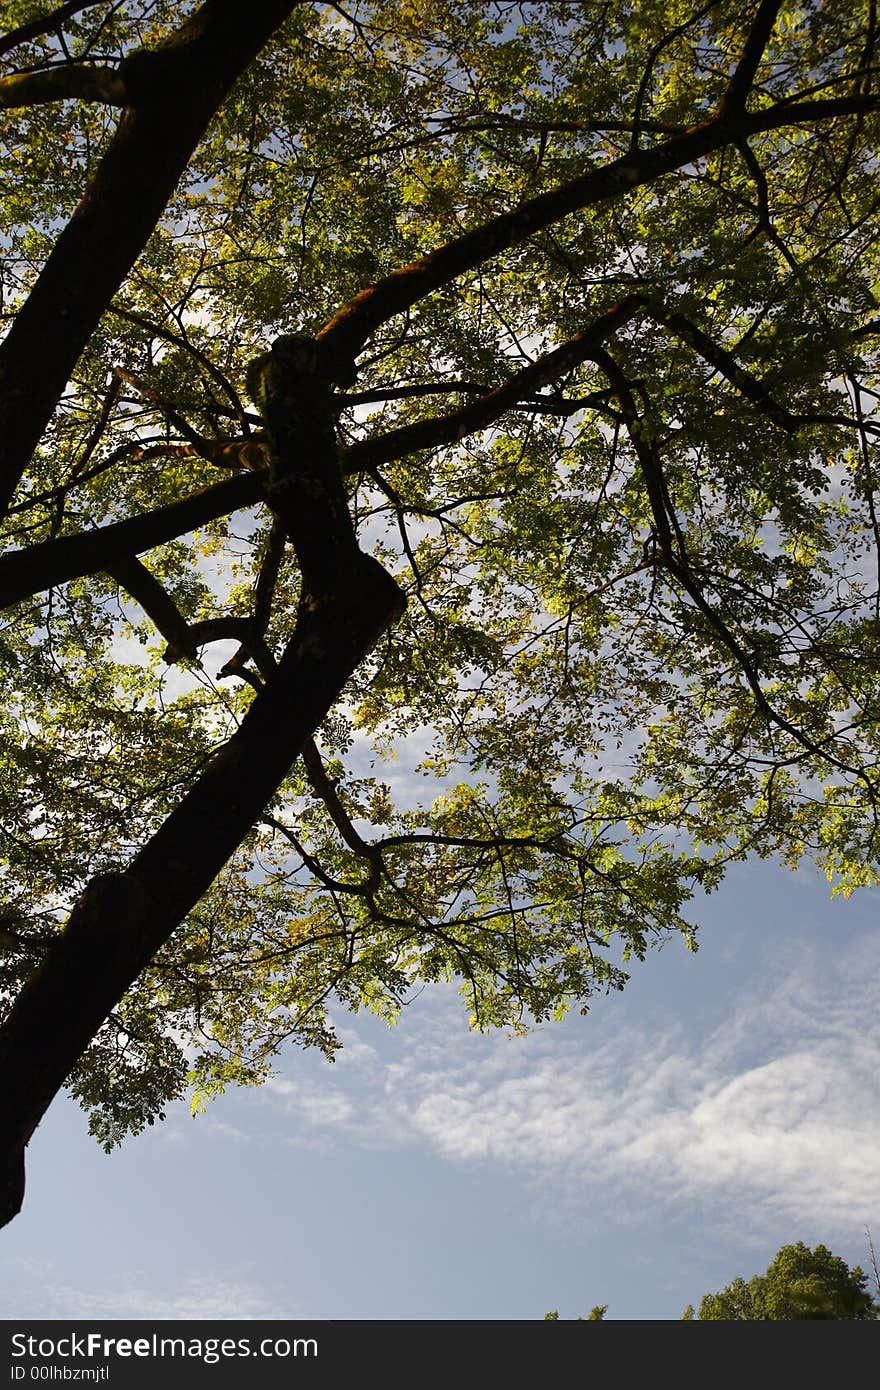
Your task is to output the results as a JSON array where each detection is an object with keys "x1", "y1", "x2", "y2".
[
  {"x1": 260, "y1": 934, "x2": 880, "y2": 1238},
  {"x1": 265, "y1": 1075, "x2": 355, "y2": 1129}
]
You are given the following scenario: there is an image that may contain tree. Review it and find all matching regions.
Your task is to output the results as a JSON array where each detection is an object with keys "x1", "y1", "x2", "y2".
[
  {"x1": 544, "y1": 1307, "x2": 607, "y2": 1321},
  {"x1": 0, "y1": 0, "x2": 879, "y2": 1227},
  {"x1": 683, "y1": 1242, "x2": 880, "y2": 1320}
]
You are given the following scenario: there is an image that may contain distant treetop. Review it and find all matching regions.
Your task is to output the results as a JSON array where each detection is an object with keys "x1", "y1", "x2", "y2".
[{"x1": 683, "y1": 1242, "x2": 880, "y2": 1320}]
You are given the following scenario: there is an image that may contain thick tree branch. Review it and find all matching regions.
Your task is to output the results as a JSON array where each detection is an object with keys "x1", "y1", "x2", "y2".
[
  {"x1": 428, "y1": 113, "x2": 688, "y2": 138},
  {"x1": 164, "y1": 616, "x2": 259, "y2": 666},
  {"x1": 0, "y1": 472, "x2": 263, "y2": 611},
  {"x1": 0, "y1": 64, "x2": 125, "y2": 109},
  {"x1": 343, "y1": 297, "x2": 644, "y2": 473},
  {"x1": 302, "y1": 740, "x2": 377, "y2": 860},
  {"x1": 339, "y1": 379, "x2": 615, "y2": 421},
  {"x1": 316, "y1": 120, "x2": 729, "y2": 375},
  {"x1": 106, "y1": 556, "x2": 198, "y2": 660},
  {"x1": 343, "y1": 290, "x2": 801, "y2": 480},
  {"x1": 247, "y1": 335, "x2": 363, "y2": 592},
  {"x1": 315, "y1": 93, "x2": 880, "y2": 375},
  {"x1": 720, "y1": 0, "x2": 785, "y2": 115},
  {"x1": 0, "y1": 0, "x2": 299, "y2": 519},
  {"x1": 252, "y1": 521, "x2": 287, "y2": 634},
  {"x1": 747, "y1": 93, "x2": 880, "y2": 125}
]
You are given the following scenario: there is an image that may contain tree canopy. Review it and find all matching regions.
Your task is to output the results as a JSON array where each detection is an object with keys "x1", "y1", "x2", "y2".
[
  {"x1": 544, "y1": 1306, "x2": 607, "y2": 1321},
  {"x1": 1, "y1": 0, "x2": 879, "y2": 1226},
  {"x1": 683, "y1": 1242, "x2": 880, "y2": 1319}
]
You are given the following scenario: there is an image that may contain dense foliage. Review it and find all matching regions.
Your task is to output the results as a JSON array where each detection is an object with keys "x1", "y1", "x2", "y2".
[
  {"x1": 1, "y1": 0, "x2": 879, "y2": 1222},
  {"x1": 545, "y1": 1241, "x2": 879, "y2": 1318},
  {"x1": 683, "y1": 1242, "x2": 880, "y2": 1319}
]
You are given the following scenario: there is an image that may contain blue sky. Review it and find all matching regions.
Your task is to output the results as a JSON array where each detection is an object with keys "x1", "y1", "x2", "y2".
[{"x1": 1, "y1": 854, "x2": 877, "y2": 1321}]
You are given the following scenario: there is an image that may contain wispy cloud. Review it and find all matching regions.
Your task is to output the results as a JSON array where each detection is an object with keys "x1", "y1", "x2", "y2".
[
  {"x1": 0, "y1": 1259, "x2": 293, "y2": 1320},
  {"x1": 262, "y1": 934, "x2": 880, "y2": 1237}
]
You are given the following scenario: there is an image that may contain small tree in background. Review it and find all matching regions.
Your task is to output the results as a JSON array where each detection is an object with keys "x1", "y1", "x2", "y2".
[
  {"x1": 683, "y1": 1242, "x2": 879, "y2": 1320},
  {"x1": 544, "y1": 1306, "x2": 607, "y2": 1321}
]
